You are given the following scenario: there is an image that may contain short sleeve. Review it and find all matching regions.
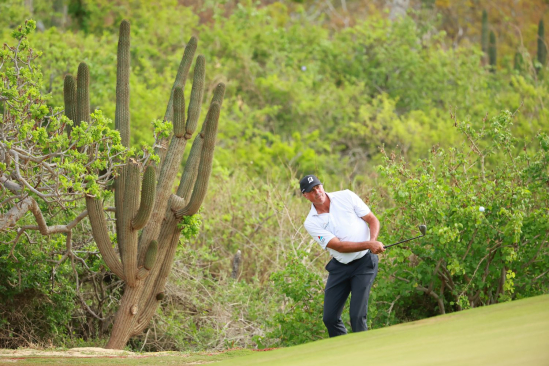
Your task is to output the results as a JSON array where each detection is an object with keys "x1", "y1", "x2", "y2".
[
  {"x1": 347, "y1": 190, "x2": 371, "y2": 218},
  {"x1": 304, "y1": 220, "x2": 336, "y2": 250}
]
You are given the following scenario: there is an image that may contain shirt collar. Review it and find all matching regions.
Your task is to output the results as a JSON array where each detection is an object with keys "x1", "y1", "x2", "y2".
[{"x1": 309, "y1": 192, "x2": 332, "y2": 216}]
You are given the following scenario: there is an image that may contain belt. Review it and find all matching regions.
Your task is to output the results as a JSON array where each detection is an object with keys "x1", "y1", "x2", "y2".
[{"x1": 337, "y1": 251, "x2": 369, "y2": 265}]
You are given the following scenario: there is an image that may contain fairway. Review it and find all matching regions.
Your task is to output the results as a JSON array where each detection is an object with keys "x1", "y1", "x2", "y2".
[{"x1": 217, "y1": 294, "x2": 549, "y2": 366}]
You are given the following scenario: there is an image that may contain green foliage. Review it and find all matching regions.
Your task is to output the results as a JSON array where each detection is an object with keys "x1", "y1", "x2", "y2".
[
  {"x1": 0, "y1": 0, "x2": 31, "y2": 31},
  {"x1": 374, "y1": 110, "x2": 548, "y2": 325},
  {"x1": 0, "y1": 232, "x2": 76, "y2": 347},
  {"x1": 263, "y1": 251, "x2": 327, "y2": 346},
  {"x1": 514, "y1": 51, "x2": 523, "y2": 71},
  {"x1": 0, "y1": 23, "x2": 128, "y2": 204},
  {"x1": 3, "y1": 3, "x2": 545, "y2": 182},
  {"x1": 177, "y1": 213, "x2": 203, "y2": 242}
]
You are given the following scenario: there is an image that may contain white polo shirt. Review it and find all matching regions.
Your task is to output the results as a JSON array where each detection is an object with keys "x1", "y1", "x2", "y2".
[{"x1": 304, "y1": 190, "x2": 371, "y2": 264}]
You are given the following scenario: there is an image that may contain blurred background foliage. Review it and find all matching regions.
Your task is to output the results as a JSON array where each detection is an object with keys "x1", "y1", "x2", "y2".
[{"x1": 0, "y1": 0, "x2": 548, "y2": 352}]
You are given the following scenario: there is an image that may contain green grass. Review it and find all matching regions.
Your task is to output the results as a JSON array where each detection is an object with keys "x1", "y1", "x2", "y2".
[
  {"x1": 1, "y1": 295, "x2": 547, "y2": 365},
  {"x1": 217, "y1": 294, "x2": 549, "y2": 366}
]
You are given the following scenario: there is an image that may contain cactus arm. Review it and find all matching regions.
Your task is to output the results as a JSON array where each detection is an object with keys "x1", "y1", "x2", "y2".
[
  {"x1": 184, "y1": 55, "x2": 205, "y2": 136},
  {"x1": 137, "y1": 240, "x2": 157, "y2": 280},
  {"x1": 114, "y1": 166, "x2": 126, "y2": 259},
  {"x1": 156, "y1": 37, "x2": 198, "y2": 169},
  {"x1": 137, "y1": 117, "x2": 189, "y2": 258},
  {"x1": 122, "y1": 161, "x2": 140, "y2": 286},
  {"x1": 113, "y1": 20, "x2": 132, "y2": 262},
  {"x1": 176, "y1": 83, "x2": 225, "y2": 200},
  {"x1": 156, "y1": 54, "x2": 205, "y2": 198},
  {"x1": 76, "y1": 63, "x2": 90, "y2": 126},
  {"x1": 131, "y1": 166, "x2": 156, "y2": 230},
  {"x1": 176, "y1": 102, "x2": 220, "y2": 218},
  {"x1": 163, "y1": 36, "x2": 197, "y2": 124},
  {"x1": 63, "y1": 75, "x2": 77, "y2": 135},
  {"x1": 172, "y1": 88, "x2": 185, "y2": 138},
  {"x1": 85, "y1": 196, "x2": 125, "y2": 280},
  {"x1": 143, "y1": 240, "x2": 158, "y2": 270},
  {"x1": 154, "y1": 135, "x2": 189, "y2": 212},
  {"x1": 176, "y1": 132, "x2": 203, "y2": 201},
  {"x1": 210, "y1": 82, "x2": 226, "y2": 107},
  {"x1": 116, "y1": 20, "x2": 131, "y2": 148},
  {"x1": 150, "y1": 55, "x2": 204, "y2": 213}
]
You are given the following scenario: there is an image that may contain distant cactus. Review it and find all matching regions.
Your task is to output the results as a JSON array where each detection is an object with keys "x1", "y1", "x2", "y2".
[
  {"x1": 489, "y1": 31, "x2": 497, "y2": 72},
  {"x1": 63, "y1": 75, "x2": 76, "y2": 135},
  {"x1": 481, "y1": 10, "x2": 489, "y2": 56},
  {"x1": 76, "y1": 63, "x2": 90, "y2": 126},
  {"x1": 63, "y1": 20, "x2": 225, "y2": 349},
  {"x1": 538, "y1": 20, "x2": 547, "y2": 70}
]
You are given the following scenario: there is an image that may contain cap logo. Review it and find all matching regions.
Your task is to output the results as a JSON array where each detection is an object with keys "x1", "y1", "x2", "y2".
[{"x1": 308, "y1": 177, "x2": 313, "y2": 183}]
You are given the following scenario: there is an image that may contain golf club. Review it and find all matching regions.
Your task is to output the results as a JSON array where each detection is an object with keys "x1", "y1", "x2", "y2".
[{"x1": 384, "y1": 225, "x2": 427, "y2": 248}]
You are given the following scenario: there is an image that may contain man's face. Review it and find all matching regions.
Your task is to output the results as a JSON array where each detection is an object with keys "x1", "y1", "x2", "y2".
[{"x1": 303, "y1": 184, "x2": 326, "y2": 205}]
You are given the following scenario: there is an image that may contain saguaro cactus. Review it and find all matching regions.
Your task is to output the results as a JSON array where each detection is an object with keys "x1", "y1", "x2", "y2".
[
  {"x1": 64, "y1": 20, "x2": 225, "y2": 349},
  {"x1": 488, "y1": 31, "x2": 497, "y2": 72},
  {"x1": 538, "y1": 19, "x2": 547, "y2": 71},
  {"x1": 481, "y1": 10, "x2": 489, "y2": 57}
]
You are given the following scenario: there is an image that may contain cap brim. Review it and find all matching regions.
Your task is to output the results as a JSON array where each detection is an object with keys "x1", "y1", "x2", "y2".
[{"x1": 303, "y1": 183, "x2": 321, "y2": 193}]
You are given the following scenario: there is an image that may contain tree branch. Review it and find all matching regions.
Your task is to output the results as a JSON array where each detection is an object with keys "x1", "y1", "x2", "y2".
[{"x1": 416, "y1": 285, "x2": 446, "y2": 314}]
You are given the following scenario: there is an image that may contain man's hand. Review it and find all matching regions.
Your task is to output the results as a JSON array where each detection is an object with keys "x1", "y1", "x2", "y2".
[{"x1": 370, "y1": 241, "x2": 385, "y2": 254}]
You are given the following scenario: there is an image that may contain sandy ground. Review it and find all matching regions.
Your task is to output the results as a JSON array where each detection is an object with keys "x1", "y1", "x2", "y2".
[{"x1": 0, "y1": 347, "x2": 150, "y2": 358}]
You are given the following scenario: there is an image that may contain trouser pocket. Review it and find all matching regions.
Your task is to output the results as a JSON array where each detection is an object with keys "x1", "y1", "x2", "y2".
[
  {"x1": 325, "y1": 258, "x2": 335, "y2": 272},
  {"x1": 365, "y1": 253, "x2": 374, "y2": 269}
]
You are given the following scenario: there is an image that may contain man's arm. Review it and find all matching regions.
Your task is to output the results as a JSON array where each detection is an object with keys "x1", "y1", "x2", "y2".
[
  {"x1": 362, "y1": 212, "x2": 380, "y2": 241},
  {"x1": 326, "y1": 237, "x2": 385, "y2": 254}
]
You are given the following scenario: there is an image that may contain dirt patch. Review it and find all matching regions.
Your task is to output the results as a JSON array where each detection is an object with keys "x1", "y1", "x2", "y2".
[
  {"x1": 0, "y1": 347, "x2": 168, "y2": 358},
  {"x1": 0, "y1": 346, "x2": 272, "y2": 365}
]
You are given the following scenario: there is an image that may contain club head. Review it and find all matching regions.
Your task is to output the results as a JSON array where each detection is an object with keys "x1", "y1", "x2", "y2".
[{"x1": 419, "y1": 225, "x2": 427, "y2": 236}]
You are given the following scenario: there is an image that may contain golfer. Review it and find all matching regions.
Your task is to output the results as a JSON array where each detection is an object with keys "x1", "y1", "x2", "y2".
[{"x1": 300, "y1": 174, "x2": 385, "y2": 337}]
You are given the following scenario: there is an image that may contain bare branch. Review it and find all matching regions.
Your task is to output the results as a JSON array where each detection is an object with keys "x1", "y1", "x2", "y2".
[{"x1": 0, "y1": 173, "x2": 23, "y2": 193}]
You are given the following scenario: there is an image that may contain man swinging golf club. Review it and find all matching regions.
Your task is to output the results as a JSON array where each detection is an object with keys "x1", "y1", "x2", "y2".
[{"x1": 300, "y1": 174, "x2": 385, "y2": 337}]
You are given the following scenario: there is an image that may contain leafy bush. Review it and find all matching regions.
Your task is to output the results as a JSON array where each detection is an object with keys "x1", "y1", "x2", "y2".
[
  {"x1": 373, "y1": 110, "x2": 549, "y2": 325},
  {"x1": 0, "y1": 234, "x2": 76, "y2": 348},
  {"x1": 264, "y1": 251, "x2": 327, "y2": 347}
]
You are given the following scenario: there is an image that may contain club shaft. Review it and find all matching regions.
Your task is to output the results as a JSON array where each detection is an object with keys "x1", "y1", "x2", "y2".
[{"x1": 384, "y1": 234, "x2": 423, "y2": 248}]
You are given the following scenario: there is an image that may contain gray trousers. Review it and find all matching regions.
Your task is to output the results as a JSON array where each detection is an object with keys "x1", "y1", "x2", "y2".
[{"x1": 323, "y1": 252, "x2": 378, "y2": 337}]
